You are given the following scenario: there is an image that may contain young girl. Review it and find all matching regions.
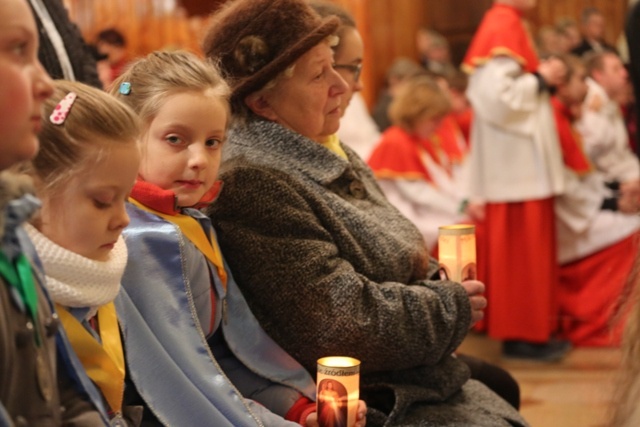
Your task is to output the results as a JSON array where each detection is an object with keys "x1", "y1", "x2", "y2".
[
  {"x1": 111, "y1": 51, "x2": 365, "y2": 427},
  {"x1": 368, "y1": 75, "x2": 474, "y2": 253},
  {"x1": 0, "y1": 0, "x2": 107, "y2": 424},
  {"x1": 22, "y1": 80, "x2": 142, "y2": 425}
]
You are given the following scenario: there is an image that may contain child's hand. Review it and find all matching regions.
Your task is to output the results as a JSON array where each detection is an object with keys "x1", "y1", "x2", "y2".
[
  {"x1": 305, "y1": 399, "x2": 368, "y2": 427},
  {"x1": 465, "y1": 201, "x2": 485, "y2": 222},
  {"x1": 537, "y1": 57, "x2": 567, "y2": 87},
  {"x1": 355, "y1": 399, "x2": 367, "y2": 426}
]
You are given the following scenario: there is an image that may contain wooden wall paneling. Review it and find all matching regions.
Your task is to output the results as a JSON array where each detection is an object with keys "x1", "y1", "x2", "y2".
[
  {"x1": 331, "y1": 0, "x2": 427, "y2": 108},
  {"x1": 425, "y1": 0, "x2": 492, "y2": 66}
]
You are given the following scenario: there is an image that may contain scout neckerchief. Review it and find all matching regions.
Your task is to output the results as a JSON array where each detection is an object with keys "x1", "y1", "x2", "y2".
[
  {"x1": 56, "y1": 302, "x2": 125, "y2": 416},
  {"x1": 128, "y1": 198, "x2": 228, "y2": 289},
  {"x1": 127, "y1": 179, "x2": 228, "y2": 289},
  {"x1": 0, "y1": 252, "x2": 40, "y2": 345}
]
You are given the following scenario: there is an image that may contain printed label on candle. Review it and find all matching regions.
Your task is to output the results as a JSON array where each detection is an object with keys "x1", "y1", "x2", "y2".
[
  {"x1": 317, "y1": 357, "x2": 360, "y2": 427},
  {"x1": 438, "y1": 225, "x2": 476, "y2": 283}
]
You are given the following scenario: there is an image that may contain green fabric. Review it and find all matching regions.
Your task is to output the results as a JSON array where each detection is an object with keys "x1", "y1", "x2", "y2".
[{"x1": 0, "y1": 251, "x2": 39, "y2": 345}]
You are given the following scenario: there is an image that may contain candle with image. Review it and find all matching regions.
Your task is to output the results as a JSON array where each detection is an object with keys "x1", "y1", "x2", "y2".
[
  {"x1": 437, "y1": 224, "x2": 476, "y2": 282},
  {"x1": 316, "y1": 356, "x2": 360, "y2": 427}
]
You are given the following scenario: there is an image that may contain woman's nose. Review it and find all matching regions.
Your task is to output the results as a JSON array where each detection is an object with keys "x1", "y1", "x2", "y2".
[{"x1": 330, "y1": 68, "x2": 348, "y2": 97}]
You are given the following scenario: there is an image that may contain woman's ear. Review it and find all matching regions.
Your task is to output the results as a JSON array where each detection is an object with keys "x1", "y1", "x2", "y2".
[{"x1": 244, "y1": 92, "x2": 278, "y2": 121}]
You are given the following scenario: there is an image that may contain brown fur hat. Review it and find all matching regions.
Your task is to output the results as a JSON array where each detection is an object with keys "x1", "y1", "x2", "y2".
[{"x1": 203, "y1": 0, "x2": 339, "y2": 114}]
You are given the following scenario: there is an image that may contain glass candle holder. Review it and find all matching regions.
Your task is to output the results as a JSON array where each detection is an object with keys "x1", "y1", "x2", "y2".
[
  {"x1": 438, "y1": 224, "x2": 476, "y2": 282},
  {"x1": 316, "y1": 356, "x2": 360, "y2": 427}
]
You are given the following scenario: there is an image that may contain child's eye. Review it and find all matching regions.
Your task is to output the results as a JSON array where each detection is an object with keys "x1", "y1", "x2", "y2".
[
  {"x1": 93, "y1": 199, "x2": 111, "y2": 210},
  {"x1": 205, "y1": 138, "x2": 223, "y2": 149},
  {"x1": 166, "y1": 135, "x2": 183, "y2": 145}
]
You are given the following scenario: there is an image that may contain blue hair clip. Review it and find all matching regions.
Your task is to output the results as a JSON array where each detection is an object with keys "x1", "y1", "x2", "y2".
[{"x1": 119, "y1": 82, "x2": 132, "y2": 95}]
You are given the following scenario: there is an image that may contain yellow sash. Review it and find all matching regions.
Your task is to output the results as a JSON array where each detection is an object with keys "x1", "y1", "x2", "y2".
[
  {"x1": 129, "y1": 198, "x2": 228, "y2": 288},
  {"x1": 56, "y1": 302, "x2": 125, "y2": 413}
]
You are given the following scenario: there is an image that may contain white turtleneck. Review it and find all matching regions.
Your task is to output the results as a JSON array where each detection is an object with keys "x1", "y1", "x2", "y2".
[{"x1": 24, "y1": 223, "x2": 127, "y2": 320}]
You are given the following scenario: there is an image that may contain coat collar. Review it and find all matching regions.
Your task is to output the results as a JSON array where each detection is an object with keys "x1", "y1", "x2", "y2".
[{"x1": 227, "y1": 119, "x2": 352, "y2": 185}]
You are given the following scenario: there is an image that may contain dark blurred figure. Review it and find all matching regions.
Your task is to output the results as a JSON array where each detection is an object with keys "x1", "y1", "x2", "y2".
[
  {"x1": 626, "y1": 1, "x2": 640, "y2": 157},
  {"x1": 27, "y1": 0, "x2": 101, "y2": 88},
  {"x1": 371, "y1": 57, "x2": 425, "y2": 132},
  {"x1": 572, "y1": 7, "x2": 617, "y2": 57},
  {"x1": 96, "y1": 28, "x2": 130, "y2": 86}
]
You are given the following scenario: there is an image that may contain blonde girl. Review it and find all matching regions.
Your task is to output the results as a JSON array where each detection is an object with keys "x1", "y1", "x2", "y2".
[
  {"x1": 110, "y1": 50, "x2": 351, "y2": 427},
  {"x1": 23, "y1": 80, "x2": 141, "y2": 425}
]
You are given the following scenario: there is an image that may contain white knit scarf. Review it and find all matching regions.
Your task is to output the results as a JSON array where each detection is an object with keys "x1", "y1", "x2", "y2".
[{"x1": 24, "y1": 223, "x2": 127, "y2": 319}]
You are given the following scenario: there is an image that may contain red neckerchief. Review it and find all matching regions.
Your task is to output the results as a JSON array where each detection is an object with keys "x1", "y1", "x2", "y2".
[
  {"x1": 130, "y1": 179, "x2": 223, "y2": 215},
  {"x1": 551, "y1": 97, "x2": 592, "y2": 175},
  {"x1": 433, "y1": 115, "x2": 467, "y2": 166},
  {"x1": 462, "y1": 4, "x2": 539, "y2": 74},
  {"x1": 368, "y1": 126, "x2": 433, "y2": 182},
  {"x1": 453, "y1": 108, "x2": 473, "y2": 146},
  {"x1": 129, "y1": 178, "x2": 224, "y2": 337}
]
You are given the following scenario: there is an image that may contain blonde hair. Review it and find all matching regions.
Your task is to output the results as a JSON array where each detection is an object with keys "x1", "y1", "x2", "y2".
[
  {"x1": 110, "y1": 50, "x2": 230, "y2": 127},
  {"x1": 558, "y1": 54, "x2": 585, "y2": 84},
  {"x1": 611, "y1": 256, "x2": 640, "y2": 426},
  {"x1": 388, "y1": 75, "x2": 451, "y2": 132},
  {"x1": 25, "y1": 80, "x2": 139, "y2": 194}
]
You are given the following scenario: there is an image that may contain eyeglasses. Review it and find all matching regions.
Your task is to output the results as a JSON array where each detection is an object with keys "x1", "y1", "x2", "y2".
[{"x1": 333, "y1": 63, "x2": 362, "y2": 83}]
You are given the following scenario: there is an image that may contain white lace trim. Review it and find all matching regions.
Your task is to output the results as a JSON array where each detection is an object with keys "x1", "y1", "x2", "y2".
[{"x1": 24, "y1": 223, "x2": 126, "y2": 318}]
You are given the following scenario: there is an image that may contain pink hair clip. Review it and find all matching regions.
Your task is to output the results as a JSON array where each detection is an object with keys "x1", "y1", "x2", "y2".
[{"x1": 49, "y1": 92, "x2": 78, "y2": 125}]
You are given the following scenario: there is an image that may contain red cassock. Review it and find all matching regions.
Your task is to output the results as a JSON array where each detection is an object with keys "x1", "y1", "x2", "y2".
[
  {"x1": 463, "y1": 3, "x2": 558, "y2": 342},
  {"x1": 553, "y1": 97, "x2": 638, "y2": 346}
]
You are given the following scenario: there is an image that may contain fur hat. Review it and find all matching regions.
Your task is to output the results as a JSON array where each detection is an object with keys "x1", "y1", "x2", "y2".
[{"x1": 203, "y1": 0, "x2": 339, "y2": 113}]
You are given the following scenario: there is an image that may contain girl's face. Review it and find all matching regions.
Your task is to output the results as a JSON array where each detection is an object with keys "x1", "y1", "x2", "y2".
[
  {"x1": 333, "y1": 27, "x2": 364, "y2": 115},
  {"x1": 414, "y1": 113, "x2": 445, "y2": 140},
  {"x1": 251, "y1": 43, "x2": 347, "y2": 142},
  {"x1": 39, "y1": 140, "x2": 140, "y2": 261},
  {"x1": 139, "y1": 91, "x2": 227, "y2": 208},
  {"x1": 0, "y1": 0, "x2": 53, "y2": 169}
]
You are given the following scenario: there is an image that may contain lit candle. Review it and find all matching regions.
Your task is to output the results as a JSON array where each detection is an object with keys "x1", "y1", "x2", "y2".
[
  {"x1": 316, "y1": 356, "x2": 360, "y2": 427},
  {"x1": 437, "y1": 224, "x2": 476, "y2": 282}
]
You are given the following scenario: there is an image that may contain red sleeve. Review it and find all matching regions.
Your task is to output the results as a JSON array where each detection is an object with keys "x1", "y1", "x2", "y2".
[{"x1": 284, "y1": 396, "x2": 316, "y2": 426}]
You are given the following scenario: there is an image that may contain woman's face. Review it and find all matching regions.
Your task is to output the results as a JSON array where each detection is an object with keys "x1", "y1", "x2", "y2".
[
  {"x1": 251, "y1": 43, "x2": 348, "y2": 142},
  {"x1": 333, "y1": 27, "x2": 364, "y2": 115},
  {"x1": 0, "y1": 0, "x2": 53, "y2": 170}
]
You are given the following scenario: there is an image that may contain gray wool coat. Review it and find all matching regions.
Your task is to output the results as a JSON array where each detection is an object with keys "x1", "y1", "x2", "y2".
[{"x1": 209, "y1": 119, "x2": 528, "y2": 427}]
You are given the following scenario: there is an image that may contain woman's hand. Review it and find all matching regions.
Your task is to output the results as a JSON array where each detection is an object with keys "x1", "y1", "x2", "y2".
[
  {"x1": 460, "y1": 280, "x2": 486, "y2": 327},
  {"x1": 305, "y1": 399, "x2": 367, "y2": 427}
]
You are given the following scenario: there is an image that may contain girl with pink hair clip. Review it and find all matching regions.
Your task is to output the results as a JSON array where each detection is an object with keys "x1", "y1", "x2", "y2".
[{"x1": 22, "y1": 79, "x2": 141, "y2": 426}]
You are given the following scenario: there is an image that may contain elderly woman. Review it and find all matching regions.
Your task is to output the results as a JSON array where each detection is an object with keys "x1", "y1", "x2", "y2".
[{"x1": 204, "y1": 0, "x2": 526, "y2": 426}]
